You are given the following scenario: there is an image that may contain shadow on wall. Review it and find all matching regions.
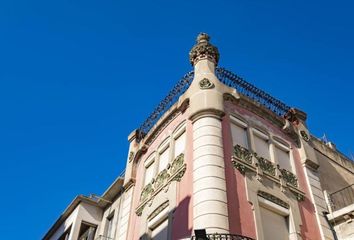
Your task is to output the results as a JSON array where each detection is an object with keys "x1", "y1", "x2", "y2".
[{"x1": 139, "y1": 195, "x2": 192, "y2": 240}]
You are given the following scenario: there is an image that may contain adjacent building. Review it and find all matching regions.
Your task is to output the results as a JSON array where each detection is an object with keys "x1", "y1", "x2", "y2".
[{"x1": 43, "y1": 33, "x2": 354, "y2": 240}]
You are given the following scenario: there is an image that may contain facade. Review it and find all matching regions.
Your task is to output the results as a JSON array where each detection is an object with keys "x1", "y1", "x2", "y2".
[{"x1": 43, "y1": 34, "x2": 354, "y2": 240}]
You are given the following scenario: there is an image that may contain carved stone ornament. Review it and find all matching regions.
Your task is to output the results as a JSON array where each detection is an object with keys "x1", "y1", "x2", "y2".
[
  {"x1": 128, "y1": 151, "x2": 134, "y2": 162},
  {"x1": 189, "y1": 33, "x2": 220, "y2": 66},
  {"x1": 148, "y1": 201, "x2": 169, "y2": 220},
  {"x1": 256, "y1": 155, "x2": 276, "y2": 176},
  {"x1": 258, "y1": 191, "x2": 290, "y2": 209},
  {"x1": 279, "y1": 167, "x2": 298, "y2": 188},
  {"x1": 300, "y1": 130, "x2": 310, "y2": 142},
  {"x1": 136, "y1": 154, "x2": 186, "y2": 216},
  {"x1": 233, "y1": 145, "x2": 253, "y2": 164},
  {"x1": 199, "y1": 78, "x2": 215, "y2": 89}
]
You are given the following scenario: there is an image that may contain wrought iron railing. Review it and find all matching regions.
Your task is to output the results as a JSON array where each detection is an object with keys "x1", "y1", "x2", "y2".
[
  {"x1": 191, "y1": 233, "x2": 255, "y2": 240},
  {"x1": 215, "y1": 67, "x2": 291, "y2": 116},
  {"x1": 136, "y1": 70, "x2": 194, "y2": 141},
  {"x1": 137, "y1": 67, "x2": 291, "y2": 142},
  {"x1": 95, "y1": 235, "x2": 113, "y2": 240},
  {"x1": 330, "y1": 183, "x2": 354, "y2": 211}
]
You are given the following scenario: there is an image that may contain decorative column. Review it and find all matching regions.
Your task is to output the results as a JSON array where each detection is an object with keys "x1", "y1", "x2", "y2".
[{"x1": 188, "y1": 33, "x2": 230, "y2": 233}]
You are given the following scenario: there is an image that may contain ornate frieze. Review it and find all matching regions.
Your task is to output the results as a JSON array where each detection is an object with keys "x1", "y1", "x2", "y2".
[
  {"x1": 256, "y1": 155, "x2": 276, "y2": 176},
  {"x1": 233, "y1": 145, "x2": 253, "y2": 164},
  {"x1": 136, "y1": 154, "x2": 186, "y2": 216},
  {"x1": 278, "y1": 167, "x2": 298, "y2": 188},
  {"x1": 258, "y1": 191, "x2": 290, "y2": 209},
  {"x1": 232, "y1": 145, "x2": 304, "y2": 201}
]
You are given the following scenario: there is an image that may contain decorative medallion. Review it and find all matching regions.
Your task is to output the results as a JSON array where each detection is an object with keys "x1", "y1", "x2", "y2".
[
  {"x1": 199, "y1": 78, "x2": 215, "y2": 89},
  {"x1": 300, "y1": 130, "x2": 310, "y2": 142},
  {"x1": 258, "y1": 191, "x2": 290, "y2": 209},
  {"x1": 189, "y1": 33, "x2": 220, "y2": 66}
]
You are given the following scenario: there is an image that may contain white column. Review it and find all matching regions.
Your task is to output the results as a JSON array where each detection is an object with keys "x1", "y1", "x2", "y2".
[{"x1": 192, "y1": 113, "x2": 229, "y2": 233}]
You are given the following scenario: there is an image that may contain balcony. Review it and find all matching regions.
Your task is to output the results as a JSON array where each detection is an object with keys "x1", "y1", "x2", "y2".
[
  {"x1": 190, "y1": 233, "x2": 255, "y2": 240},
  {"x1": 330, "y1": 183, "x2": 354, "y2": 211}
]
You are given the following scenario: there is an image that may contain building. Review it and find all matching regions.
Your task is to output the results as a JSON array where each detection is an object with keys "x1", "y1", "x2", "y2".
[{"x1": 43, "y1": 33, "x2": 354, "y2": 240}]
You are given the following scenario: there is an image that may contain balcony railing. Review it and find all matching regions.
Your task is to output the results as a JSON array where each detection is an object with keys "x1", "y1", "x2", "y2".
[
  {"x1": 191, "y1": 233, "x2": 255, "y2": 240},
  {"x1": 95, "y1": 235, "x2": 113, "y2": 240},
  {"x1": 136, "y1": 67, "x2": 291, "y2": 142},
  {"x1": 330, "y1": 183, "x2": 354, "y2": 211}
]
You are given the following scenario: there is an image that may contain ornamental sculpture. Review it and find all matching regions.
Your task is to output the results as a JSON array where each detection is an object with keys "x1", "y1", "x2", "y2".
[{"x1": 189, "y1": 33, "x2": 220, "y2": 66}]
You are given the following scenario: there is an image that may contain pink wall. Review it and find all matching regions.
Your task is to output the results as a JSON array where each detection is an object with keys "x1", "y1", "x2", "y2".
[
  {"x1": 126, "y1": 111, "x2": 194, "y2": 240},
  {"x1": 224, "y1": 102, "x2": 321, "y2": 240}
]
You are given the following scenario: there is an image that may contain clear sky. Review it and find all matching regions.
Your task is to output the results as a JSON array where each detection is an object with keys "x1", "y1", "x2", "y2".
[{"x1": 1, "y1": 0, "x2": 353, "y2": 239}]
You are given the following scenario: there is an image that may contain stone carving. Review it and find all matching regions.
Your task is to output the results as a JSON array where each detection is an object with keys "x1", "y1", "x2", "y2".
[
  {"x1": 154, "y1": 169, "x2": 170, "y2": 189},
  {"x1": 189, "y1": 33, "x2": 220, "y2": 66},
  {"x1": 199, "y1": 78, "x2": 215, "y2": 89},
  {"x1": 258, "y1": 191, "x2": 290, "y2": 209},
  {"x1": 232, "y1": 146, "x2": 304, "y2": 201},
  {"x1": 148, "y1": 201, "x2": 169, "y2": 220},
  {"x1": 300, "y1": 130, "x2": 310, "y2": 142},
  {"x1": 136, "y1": 154, "x2": 186, "y2": 216},
  {"x1": 279, "y1": 167, "x2": 298, "y2": 187},
  {"x1": 140, "y1": 183, "x2": 154, "y2": 202},
  {"x1": 128, "y1": 151, "x2": 134, "y2": 162},
  {"x1": 256, "y1": 155, "x2": 276, "y2": 176},
  {"x1": 233, "y1": 145, "x2": 253, "y2": 164}
]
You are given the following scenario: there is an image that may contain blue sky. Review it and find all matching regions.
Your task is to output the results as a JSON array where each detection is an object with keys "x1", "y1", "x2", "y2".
[{"x1": 1, "y1": 0, "x2": 353, "y2": 239}]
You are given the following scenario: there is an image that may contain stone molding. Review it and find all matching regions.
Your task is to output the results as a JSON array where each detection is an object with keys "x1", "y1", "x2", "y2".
[
  {"x1": 189, "y1": 33, "x2": 219, "y2": 66},
  {"x1": 258, "y1": 191, "x2": 290, "y2": 209}
]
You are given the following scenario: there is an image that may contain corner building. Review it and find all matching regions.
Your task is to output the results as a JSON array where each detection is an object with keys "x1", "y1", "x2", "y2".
[{"x1": 43, "y1": 34, "x2": 354, "y2": 240}]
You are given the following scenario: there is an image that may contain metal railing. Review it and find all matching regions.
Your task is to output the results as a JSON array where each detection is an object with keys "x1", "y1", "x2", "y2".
[
  {"x1": 191, "y1": 233, "x2": 255, "y2": 240},
  {"x1": 215, "y1": 67, "x2": 290, "y2": 117},
  {"x1": 330, "y1": 183, "x2": 354, "y2": 211},
  {"x1": 137, "y1": 67, "x2": 291, "y2": 142},
  {"x1": 95, "y1": 235, "x2": 113, "y2": 240}
]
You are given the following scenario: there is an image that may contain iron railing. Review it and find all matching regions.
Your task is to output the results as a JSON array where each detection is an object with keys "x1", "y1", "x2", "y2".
[
  {"x1": 330, "y1": 183, "x2": 354, "y2": 211},
  {"x1": 136, "y1": 70, "x2": 194, "y2": 141},
  {"x1": 137, "y1": 67, "x2": 291, "y2": 141},
  {"x1": 191, "y1": 233, "x2": 255, "y2": 240},
  {"x1": 215, "y1": 67, "x2": 291, "y2": 116},
  {"x1": 95, "y1": 235, "x2": 113, "y2": 240}
]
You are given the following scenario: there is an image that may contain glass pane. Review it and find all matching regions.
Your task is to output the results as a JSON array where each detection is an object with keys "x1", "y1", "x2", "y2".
[
  {"x1": 158, "y1": 147, "x2": 169, "y2": 172},
  {"x1": 231, "y1": 124, "x2": 248, "y2": 148},
  {"x1": 275, "y1": 147, "x2": 291, "y2": 171},
  {"x1": 174, "y1": 132, "x2": 186, "y2": 158},
  {"x1": 151, "y1": 218, "x2": 169, "y2": 240},
  {"x1": 145, "y1": 162, "x2": 155, "y2": 185},
  {"x1": 260, "y1": 206, "x2": 289, "y2": 240},
  {"x1": 254, "y1": 135, "x2": 270, "y2": 160}
]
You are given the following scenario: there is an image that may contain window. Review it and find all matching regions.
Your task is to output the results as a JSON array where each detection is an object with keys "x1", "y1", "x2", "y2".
[
  {"x1": 275, "y1": 145, "x2": 291, "y2": 171},
  {"x1": 145, "y1": 161, "x2": 155, "y2": 185},
  {"x1": 158, "y1": 146, "x2": 170, "y2": 172},
  {"x1": 174, "y1": 131, "x2": 186, "y2": 158},
  {"x1": 151, "y1": 218, "x2": 169, "y2": 240},
  {"x1": 253, "y1": 130, "x2": 271, "y2": 160},
  {"x1": 105, "y1": 213, "x2": 114, "y2": 239},
  {"x1": 78, "y1": 222, "x2": 97, "y2": 240},
  {"x1": 260, "y1": 206, "x2": 289, "y2": 240},
  {"x1": 231, "y1": 117, "x2": 248, "y2": 148},
  {"x1": 258, "y1": 194, "x2": 291, "y2": 240},
  {"x1": 58, "y1": 226, "x2": 72, "y2": 240}
]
